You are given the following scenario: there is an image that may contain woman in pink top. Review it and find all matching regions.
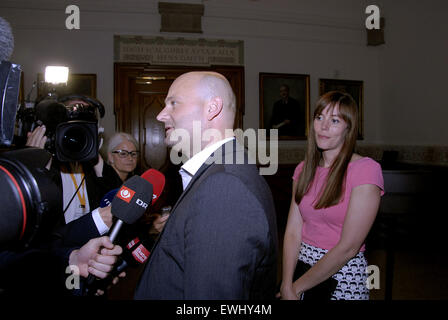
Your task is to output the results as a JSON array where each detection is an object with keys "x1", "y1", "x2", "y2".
[{"x1": 278, "y1": 91, "x2": 384, "y2": 300}]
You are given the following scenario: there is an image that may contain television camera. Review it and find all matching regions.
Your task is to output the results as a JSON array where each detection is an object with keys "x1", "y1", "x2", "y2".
[{"x1": 0, "y1": 60, "x2": 105, "y2": 249}]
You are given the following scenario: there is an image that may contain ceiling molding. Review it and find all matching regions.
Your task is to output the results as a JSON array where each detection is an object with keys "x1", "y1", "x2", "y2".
[{"x1": 1, "y1": 0, "x2": 364, "y2": 30}]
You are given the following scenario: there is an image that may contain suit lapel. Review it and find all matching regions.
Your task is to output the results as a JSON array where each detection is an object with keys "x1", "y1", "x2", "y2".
[
  {"x1": 147, "y1": 140, "x2": 246, "y2": 257},
  {"x1": 169, "y1": 160, "x2": 212, "y2": 214},
  {"x1": 170, "y1": 139, "x2": 245, "y2": 213}
]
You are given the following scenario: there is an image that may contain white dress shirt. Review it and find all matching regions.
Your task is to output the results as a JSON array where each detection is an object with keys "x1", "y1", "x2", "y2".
[{"x1": 179, "y1": 137, "x2": 235, "y2": 190}]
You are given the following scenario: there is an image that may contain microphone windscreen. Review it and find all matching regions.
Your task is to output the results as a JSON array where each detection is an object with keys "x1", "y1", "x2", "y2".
[
  {"x1": 0, "y1": 61, "x2": 21, "y2": 145},
  {"x1": 0, "y1": 17, "x2": 14, "y2": 62},
  {"x1": 140, "y1": 169, "x2": 165, "y2": 205},
  {"x1": 111, "y1": 176, "x2": 153, "y2": 224},
  {"x1": 100, "y1": 188, "x2": 118, "y2": 208}
]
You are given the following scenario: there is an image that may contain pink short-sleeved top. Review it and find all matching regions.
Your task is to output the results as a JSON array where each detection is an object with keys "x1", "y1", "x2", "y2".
[{"x1": 292, "y1": 157, "x2": 385, "y2": 252}]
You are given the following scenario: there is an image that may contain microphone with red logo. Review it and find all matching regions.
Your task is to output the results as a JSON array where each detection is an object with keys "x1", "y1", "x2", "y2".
[
  {"x1": 108, "y1": 169, "x2": 165, "y2": 245},
  {"x1": 112, "y1": 170, "x2": 167, "y2": 274},
  {"x1": 115, "y1": 236, "x2": 151, "y2": 272},
  {"x1": 83, "y1": 169, "x2": 165, "y2": 295},
  {"x1": 114, "y1": 205, "x2": 171, "y2": 273},
  {"x1": 83, "y1": 175, "x2": 153, "y2": 296},
  {"x1": 99, "y1": 169, "x2": 165, "y2": 209},
  {"x1": 141, "y1": 168, "x2": 165, "y2": 206},
  {"x1": 108, "y1": 176, "x2": 154, "y2": 243}
]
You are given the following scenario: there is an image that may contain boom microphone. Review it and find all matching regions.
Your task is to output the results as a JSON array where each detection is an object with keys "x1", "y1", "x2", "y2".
[
  {"x1": 0, "y1": 61, "x2": 21, "y2": 146},
  {"x1": 0, "y1": 17, "x2": 20, "y2": 146},
  {"x1": 0, "y1": 17, "x2": 14, "y2": 62}
]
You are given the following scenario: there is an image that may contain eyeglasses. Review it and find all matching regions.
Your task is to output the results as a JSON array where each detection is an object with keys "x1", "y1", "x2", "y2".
[{"x1": 112, "y1": 150, "x2": 139, "y2": 159}]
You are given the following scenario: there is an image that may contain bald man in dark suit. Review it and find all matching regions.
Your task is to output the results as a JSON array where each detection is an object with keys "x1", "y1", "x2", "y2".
[{"x1": 134, "y1": 71, "x2": 278, "y2": 300}]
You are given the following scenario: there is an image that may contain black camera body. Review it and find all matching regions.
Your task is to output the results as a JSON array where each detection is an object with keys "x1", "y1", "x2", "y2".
[
  {"x1": 17, "y1": 94, "x2": 105, "y2": 162},
  {"x1": 1, "y1": 61, "x2": 108, "y2": 250},
  {"x1": 0, "y1": 60, "x2": 109, "y2": 249}
]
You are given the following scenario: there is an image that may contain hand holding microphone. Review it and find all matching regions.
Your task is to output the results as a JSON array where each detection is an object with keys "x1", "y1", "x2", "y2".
[
  {"x1": 83, "y1": 175, "x2": 153, "y2": 295},
  {"x1": 68, "y1": 236, "x2": 123, "y2": 279},
  {"x1": 83, "y1": 169, "x2": 165, "y2": 296}
]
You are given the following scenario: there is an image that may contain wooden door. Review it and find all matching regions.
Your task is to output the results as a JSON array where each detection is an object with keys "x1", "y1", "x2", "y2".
[{"x1": 114, "y1": 63, "x2": 245, "y2": 172}]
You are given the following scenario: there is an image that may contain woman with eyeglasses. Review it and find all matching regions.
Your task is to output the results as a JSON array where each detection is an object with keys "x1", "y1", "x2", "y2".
[
  {"x1": 105, "y1": 132, "x2": 139, "y2": 184},
  {"x1": 101, "y1": 132, "x2": 168, "y2": 230}
]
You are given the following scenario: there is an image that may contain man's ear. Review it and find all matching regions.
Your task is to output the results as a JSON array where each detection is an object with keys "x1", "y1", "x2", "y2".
[{"x1": 206, "y1": 96, "x2": 223, "y2": 121}]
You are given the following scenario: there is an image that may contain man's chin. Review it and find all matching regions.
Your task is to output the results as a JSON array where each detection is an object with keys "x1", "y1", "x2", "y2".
[
  {"x1": 165, "y1": 138, "x2": 181, "y2": 151},
  {"x1": 164, "y1": 137, "x2": 175, "y2": 148}
]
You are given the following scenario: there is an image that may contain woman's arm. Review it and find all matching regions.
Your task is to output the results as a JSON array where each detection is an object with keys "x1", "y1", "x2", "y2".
[
  {"x1": 292, "y1": 183, "x2": 381, "y2": 297},
  {"x1": 279, "y1": 180, "x2": 304, "y2": 300}
]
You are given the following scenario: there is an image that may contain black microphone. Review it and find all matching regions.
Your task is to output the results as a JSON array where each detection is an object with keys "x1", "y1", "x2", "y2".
[
  {"x1": 114, "y1": 236, "x2": 154, "y2": 274},
  {"x1": 82, "y1": 176, "x2": 153, "y2": 295},
  {"x1": 112, "y1": 202, "x2": 167, "y2": 273},
  {"x1": 0, "y1": 18, "x2": 20, "y2": 147},
  {"x1": 108, "y1": 176, "x2": 153, "y2": 242},
  {"x1": 112, "y1": 171, "x2": 167, "y2": 274}
]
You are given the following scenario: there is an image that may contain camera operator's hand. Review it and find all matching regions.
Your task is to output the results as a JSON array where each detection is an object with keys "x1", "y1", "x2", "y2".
[
  {"x1": 68, "y1": 236, "x2": 122, "y2": 279},
  {"x1": 26, "y1": 125, "x2": 47, "y2": 149},
  {"x1": 25, "y1": 125, "x2": 52, "y2": 170}
]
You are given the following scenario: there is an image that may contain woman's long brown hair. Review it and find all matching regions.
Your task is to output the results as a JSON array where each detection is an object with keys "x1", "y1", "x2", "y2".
[{"x1": 295, "y1": 91, "x2": 358, "y2": 209}]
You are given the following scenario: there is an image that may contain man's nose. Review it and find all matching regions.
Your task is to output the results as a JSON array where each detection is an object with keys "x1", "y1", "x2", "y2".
[{"x1": 156, "y1": 107, "x2": 168, "y2": 122}]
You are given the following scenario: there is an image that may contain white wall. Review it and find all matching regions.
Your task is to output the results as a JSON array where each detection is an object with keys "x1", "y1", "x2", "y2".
[
  {"x1": 378, "y1": 0, "x2": 448, "y2": 146},
  {"x1": 2, "y1": 0, "x2": 444, "y2": 149},
  {"x1": 2, "y1": 0, "x2": 162, "y2": 137}
]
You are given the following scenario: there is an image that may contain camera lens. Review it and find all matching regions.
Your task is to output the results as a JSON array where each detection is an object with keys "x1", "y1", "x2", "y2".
[
  {"x1": 61, "y1": 127, "x2": 88, "y2": 153},
  {"x1": 55, "y1": 121, "x2": 98, "y2": 162},
  {"x1": 0, "y1": 148, "x2": 62, "y2": 249}
]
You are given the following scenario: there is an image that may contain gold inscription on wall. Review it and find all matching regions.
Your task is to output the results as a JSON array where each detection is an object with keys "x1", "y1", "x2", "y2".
[{"x1": 114, "y1": 36, "x2": 244, "y2": 66}]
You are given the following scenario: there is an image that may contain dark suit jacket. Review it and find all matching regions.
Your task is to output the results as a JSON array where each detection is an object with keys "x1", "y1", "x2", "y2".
[{"x1": 134, "y1": 140, "x2": 278, "y2": 300}]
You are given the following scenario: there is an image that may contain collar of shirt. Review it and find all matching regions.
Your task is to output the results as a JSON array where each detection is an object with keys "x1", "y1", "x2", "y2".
[{"x1": 179, "y1": 137, "x2": 235, "y2": 190}]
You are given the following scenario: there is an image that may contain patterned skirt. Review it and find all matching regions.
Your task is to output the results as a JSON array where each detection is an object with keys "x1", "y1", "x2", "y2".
[{"x1": 298, "y1": 242, "x2": 370, "y2": 300}]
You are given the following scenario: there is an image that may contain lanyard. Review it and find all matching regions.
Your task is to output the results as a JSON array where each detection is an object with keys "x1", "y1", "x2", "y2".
[{"x1": 69, "y1": 172, "x2": 86, "y2": 208}]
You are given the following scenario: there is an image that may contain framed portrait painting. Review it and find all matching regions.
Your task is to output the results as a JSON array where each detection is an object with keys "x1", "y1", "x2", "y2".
[
  {"x1": 319, "y1": 78, "x2": 364, "y2": 139},
  {"x1": 259, "y1": 73, "x2": 310, "y2": 140}
]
